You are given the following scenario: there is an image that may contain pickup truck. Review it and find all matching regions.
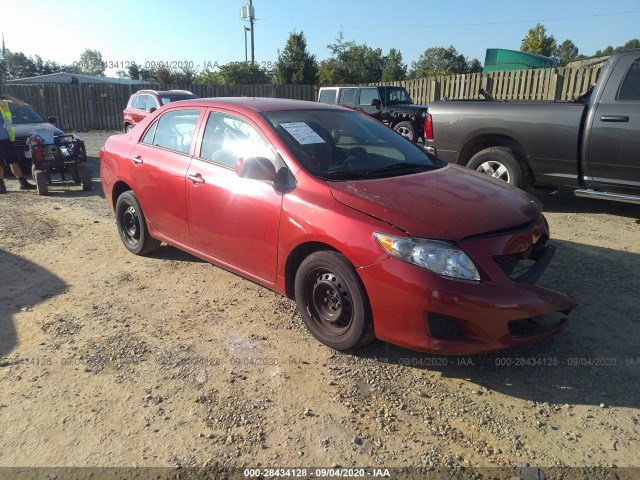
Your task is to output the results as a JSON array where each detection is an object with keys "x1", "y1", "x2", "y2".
[
  {"x1": 318, "y1": 85, "x2": 428, "y2": 142},
  {"x1": 424, "y1": 49, "x2": 640, "y2": 204}
]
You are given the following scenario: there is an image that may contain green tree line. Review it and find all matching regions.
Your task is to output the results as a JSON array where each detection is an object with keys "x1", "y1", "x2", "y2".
[{"x1": 2, "y1": 26, "x2": 638, "y2": 86}]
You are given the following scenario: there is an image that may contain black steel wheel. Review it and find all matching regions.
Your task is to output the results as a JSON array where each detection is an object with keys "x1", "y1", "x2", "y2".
[
  {"x1": 115, "y1": 191, "x2": 161, "y2": 255},
  {"x1": 294, "y1": 251, "x2": 374, "y2": 350}
]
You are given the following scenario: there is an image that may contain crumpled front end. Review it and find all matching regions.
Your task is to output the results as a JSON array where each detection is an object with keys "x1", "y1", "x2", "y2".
[{"x1": 358, "y1": 214, "x2": 577, "y2": 355}]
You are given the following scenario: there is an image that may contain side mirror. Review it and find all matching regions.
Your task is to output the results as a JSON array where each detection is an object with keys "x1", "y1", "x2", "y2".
[
  {"x1": 148, "y1": 107, "x2": 157, "y2": 113},
  {"x1": 371, "y1": 98, "x2": 381, "y2": 109},
  {"x1": 235, "y1": 156, "x2": 277, "y2": 181},
  {"x1": 47, "y1": 116, "x2": 57, "y2": 124}
]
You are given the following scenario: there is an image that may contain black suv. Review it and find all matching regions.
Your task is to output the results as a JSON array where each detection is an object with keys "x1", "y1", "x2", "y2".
[{"x1": 318, "y1": 86, "x2": 428, "y2": 142}]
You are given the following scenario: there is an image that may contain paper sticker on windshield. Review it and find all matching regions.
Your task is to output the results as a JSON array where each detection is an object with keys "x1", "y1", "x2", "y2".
[{"x1": 280, "y1": 122, "x2": 326, "y2": 145}]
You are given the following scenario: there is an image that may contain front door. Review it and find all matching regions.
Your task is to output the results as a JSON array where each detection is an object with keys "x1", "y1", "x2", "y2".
[
  {"x1": 587, "y1": 55, "x2": 640, "y2": 190},
  {"x1": 186, "y1": 110, "x2": 283, "y2": 282}
]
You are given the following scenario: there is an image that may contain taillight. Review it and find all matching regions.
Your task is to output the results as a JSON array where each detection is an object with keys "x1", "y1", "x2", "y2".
[{"x1": 424, "y1": 113, "x2": 433, "y2": 141}]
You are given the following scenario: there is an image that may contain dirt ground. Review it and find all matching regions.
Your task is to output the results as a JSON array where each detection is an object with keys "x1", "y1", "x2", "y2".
[{"x1": 1, "y1": 131, "x2": 639, "y2": 476}]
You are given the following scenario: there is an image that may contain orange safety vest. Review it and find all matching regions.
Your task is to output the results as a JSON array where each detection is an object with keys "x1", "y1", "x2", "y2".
[{"x1": 0, "y1": 100, "x2": 16, "y2": 142}]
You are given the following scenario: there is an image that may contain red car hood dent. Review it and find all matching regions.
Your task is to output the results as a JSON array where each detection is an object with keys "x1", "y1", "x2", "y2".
[{"x1": 329, "y1": 165, "x2": 542, "y2": 242}]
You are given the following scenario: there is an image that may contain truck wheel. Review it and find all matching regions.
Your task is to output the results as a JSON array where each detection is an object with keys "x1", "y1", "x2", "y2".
[
  {"x1": 394, "y1": 121, "x2": 418, "y2": 142},
  {"x1": 34, "y1": 170, "x2": 48, "y2": 196},
  {"x1": 467, "y1": 147, "x2": 524, "y2": 188}
]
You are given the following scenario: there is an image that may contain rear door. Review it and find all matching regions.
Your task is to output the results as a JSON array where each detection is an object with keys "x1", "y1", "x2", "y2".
[
  {"x1": 587, "y1": 55, "x2": 640, "y2": 190},
  {"x1": 185, "y1": 109, "x2": 283, "y2": 282},
  {"x1": 128, "y1": 107, "x2": 203, "y2": 246},
  {"x1": 337, "y1": 88, "x2": 357, "y2": 109}
]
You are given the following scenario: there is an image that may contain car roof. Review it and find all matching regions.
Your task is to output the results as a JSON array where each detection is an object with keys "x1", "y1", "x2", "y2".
[
  {"x1": 135, "y1": 89, "x2": 195, "y2": 96},
  {"x1": 168, "y1": 97, "x2": 343, "y2": 114}
]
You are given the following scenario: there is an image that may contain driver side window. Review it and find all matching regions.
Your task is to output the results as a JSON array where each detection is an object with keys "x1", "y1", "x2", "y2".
[{"x1": 199, "y1": 111, "x2": 275, "y2": 168}]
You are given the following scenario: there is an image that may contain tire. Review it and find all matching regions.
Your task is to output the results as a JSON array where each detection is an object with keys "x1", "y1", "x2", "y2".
[
  {"x1": 115, "y1": 191, "x2": 161, "y2": 255},
  {"x1": 68, "y1": 163, "x2": 81, "y2": 184},
  {"x1": 294, "y1": 251, "x2": 374, "y2": 351},
  {"x1": 394, "y1": 121, "x2": 418, "y2": 142},
  {"x1": 466, "y1": 147, "x2": 524, "y2": 188},
  {"x1": 34, "y1": 170, "x2": 48, "y2": 196},
  {"x1": 124, "y1": 124, "x2": 133, "y2": 133},
  {"x1": 78, "y1": 165, "x2": 93, "y2": 190}
]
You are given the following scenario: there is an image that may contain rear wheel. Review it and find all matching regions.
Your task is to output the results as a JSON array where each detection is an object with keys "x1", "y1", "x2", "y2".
[
  {"x1": 78, "y1": 165, "x2": 93, "y2": 190},
  {"x1": 394, "y1": 121, "x2": 418, "y2": 142},
  {"x1": 68, "y1": 163, "x2": 81, "y2": 184},
  {"x1": 34, "y1": 170, "x2": 48, "y2": 196},
  {"x1": 115, "y1": 191, "x2": 161, "y2": 255},
  {"x1": 467, "y1": 147, "x2": 524, "y2": 188},
  {"x1": 125, "y1": 124, "x2": 133, "y2": 133},
  {"x1": 294, "y1": 251, "x2": 374, "y2": 351}
]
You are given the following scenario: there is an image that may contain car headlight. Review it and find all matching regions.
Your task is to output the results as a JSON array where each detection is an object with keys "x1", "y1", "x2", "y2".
[{"x1": 374, "y1": 233, "x2": 480, "y2": 281}]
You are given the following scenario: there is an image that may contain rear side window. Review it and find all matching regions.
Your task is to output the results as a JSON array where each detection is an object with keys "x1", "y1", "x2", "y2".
[
  {"x1": 318, "y1": 89, "x2": 337, "y2": 104},
  {"x1": 338, "y1": 88, "x2": 356, "y2": 107},
  {"x1": 143, "y1": 109, "x2": 200, "y2": 153},
  {"x1": 618, "y1": 58, "x2": 640, "y2": 101}
]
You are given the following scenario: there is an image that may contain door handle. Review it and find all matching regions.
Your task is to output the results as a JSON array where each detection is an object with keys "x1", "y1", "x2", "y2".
[
  {"x1": 130, "y1": 155, "x2": 143, "y2": 164},
  {"x1": 187, "y1": 173, "x2": 205, "y2": 184},
  {"x1": 600, "y1": 115, "x2": 629, "y2": 122}
]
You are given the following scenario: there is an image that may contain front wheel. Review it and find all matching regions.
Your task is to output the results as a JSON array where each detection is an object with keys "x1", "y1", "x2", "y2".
[
  {"x1": 294, "y1": 251, "x2": 374, "y2": 351},
  {"x1": 394, "y1": 121, "x2": 418, "y2": 142},
  {"x1": 33, "y1": 166, "x2": 48, "y2": 196},
  {"x1": 466, "y1": 147, "x2": 524, "y2": 188},
  {"x1": 115, "y1": 191, "x2": 161, "y2": 255}
]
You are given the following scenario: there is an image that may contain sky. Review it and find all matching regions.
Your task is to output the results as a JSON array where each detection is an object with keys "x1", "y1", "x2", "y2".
[{"x1": 4, "y1": 0, "x2": 640, "y2": 77}]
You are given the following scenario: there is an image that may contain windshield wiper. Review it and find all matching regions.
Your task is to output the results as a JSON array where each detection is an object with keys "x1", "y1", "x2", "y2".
[{"x1": 365, "y1": 163, "x2": 437, "y2": 175}]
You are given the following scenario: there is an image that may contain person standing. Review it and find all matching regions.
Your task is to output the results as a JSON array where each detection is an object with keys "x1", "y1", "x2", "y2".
[{"x1": 0, "y1": 93, "x2": 36, "y2": 192}]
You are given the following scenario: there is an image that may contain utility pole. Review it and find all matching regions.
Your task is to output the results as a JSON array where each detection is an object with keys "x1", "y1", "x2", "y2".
[
  {"x1": 240, "y1": 2, "x2": 255, "y2": 65},
  {"x1": 249, "y1": 0, "x2": 255, "y2": 65}
]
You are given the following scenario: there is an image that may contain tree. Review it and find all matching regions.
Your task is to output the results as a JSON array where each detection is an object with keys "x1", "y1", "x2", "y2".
[
  {"x1": 4, "y1": 51, "x2": 38, "y2": 79},
  {"x1": 554, "y1": 39, "x2": 579, "y2": 66},
  {"x1": 381, "y1": 48, "x2": 407, "y2": 82},
  {"x1": 596, "y1": 39, "x2": 640, "y2": 56},
  {"x1": 205, "y1": 62, "x2": 271, "y2": 85},
  {"x1": 127, "y1": 62, "x2": 155, "y2": 81},
  {"x1": 77, "y1": 49, "x2": 105, "y2": 76},
  {"x1": 274, "y1": 31, "x2": 318, "y2": 85},
  {"x1": 155, "y1": 66, "x2": 175, "y2": 84},
  {"x1": 520, "y1": 23, "x2": 556, "y2": 57},
  {"x1": 317, "y1": 31, "x2": 384, "y2": 85},
  {"x1": 410, "y1": 46, "x2": 477, "y2": 77}
]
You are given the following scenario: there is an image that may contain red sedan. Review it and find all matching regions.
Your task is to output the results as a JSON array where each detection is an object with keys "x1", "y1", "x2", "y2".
[{"x1": 100, "y1": 98, "x2": 576, "y2": 355}]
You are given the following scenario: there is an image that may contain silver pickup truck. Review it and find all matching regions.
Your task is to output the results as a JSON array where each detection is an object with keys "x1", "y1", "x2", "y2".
[{"x1": 424, "y1": 49, "x2": 640, "y2": 204}]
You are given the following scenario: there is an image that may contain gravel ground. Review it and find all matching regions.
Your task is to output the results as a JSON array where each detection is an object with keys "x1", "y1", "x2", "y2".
[{"x1": 0, "y1": 130, "x2": 639, "y2": 478}]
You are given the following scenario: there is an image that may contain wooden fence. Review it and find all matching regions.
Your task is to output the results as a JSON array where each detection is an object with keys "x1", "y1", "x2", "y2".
[
  {"x1": 1, "y1": 83, "x2": 318, "y2": 131},
  {"x1": 381, "y1": 65, "x2": 602, "y2": 103},
  {"x1": 2, "y1": 65, "x2": 602, "y2": 131}
]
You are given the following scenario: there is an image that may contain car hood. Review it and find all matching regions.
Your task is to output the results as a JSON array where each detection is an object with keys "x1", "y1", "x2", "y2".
[
  {"x1": 13, "y1": 122, "x2": 65, "y2": 142},
  {"x1": 328, "y1": 164, "x2": 542, "y2": 242}
]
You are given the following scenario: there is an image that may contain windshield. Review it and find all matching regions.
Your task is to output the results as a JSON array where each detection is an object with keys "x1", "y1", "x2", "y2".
[
  {"x1": 262, "y1": 109, "x2": 443, "y2": 181},
  {"x1": 8, "y1": 103, "x2": 48, "y2": 124},
  {"x1": 159, "y1": 93, "x2": 198, "y2": 105},
  {"x1": 384, "y1": 87, "x2": 413, "y2": 105}
]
